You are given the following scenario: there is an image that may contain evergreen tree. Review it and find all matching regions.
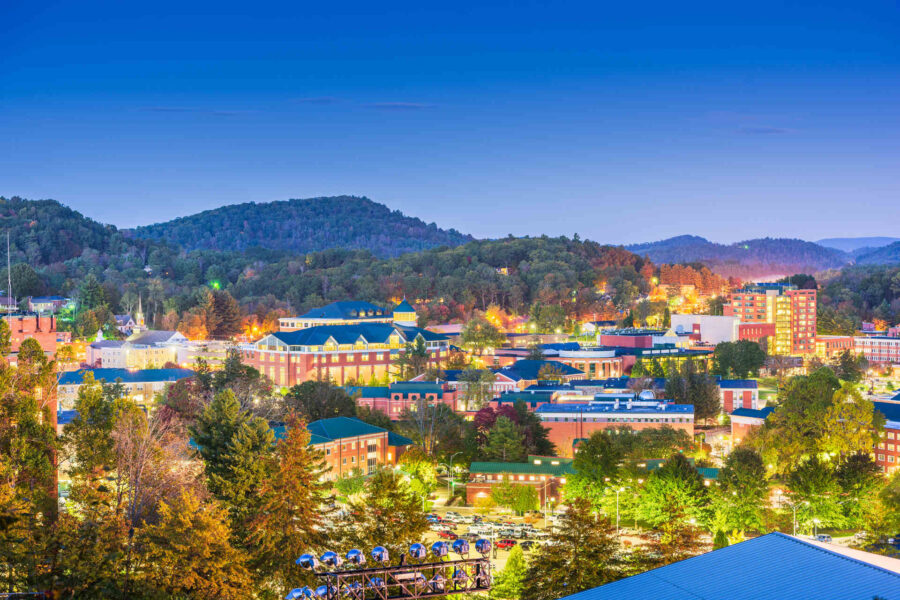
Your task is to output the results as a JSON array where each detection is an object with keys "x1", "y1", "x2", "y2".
[
  {"x1": 712, "y1": 529, "x2": 728, "y2": 549},
  {"x1": 492, "y1": 544, "x2": 527, "y2": 600},
  {"x1": 342, "y1": 467, "x2": 429, "y2": 560},
  {"x1": 139, "y1": 489, "x2": 252, "y2": 599},
  {"x1": 246, "y1": 413, "x2": 333, "y2": 596},
  {"x1": 522, "y1": 498, "x2": 620, "y2": 600},
  {"x1": 485, "y1": 416, "x2": 526, "y2": 462}
]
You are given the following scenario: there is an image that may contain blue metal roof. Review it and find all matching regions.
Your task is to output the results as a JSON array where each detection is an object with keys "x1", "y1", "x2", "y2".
[
  {"x1": 266, "y1": 323, "x2": 448, "y2": 346},
  {"x1": 875, "y1": 401, "x2": 900, "y2": 424},
  {"x1": 497, "y1": 360, "x2": 584, "y2": 381},
  {"x1": 57, "y1": 410, "x2": 78, "y2": 426},
  {"x1": 393, "y1": 299, "x2": 416, "y2": 313},
  {"x1": 58, "y1": 368, "x2": 195, "y2": 386},
  {"x1": 536, "y1": 401, "x2": 692, "y2": 415},
  {"x1": 718, "y1": 379, "x2": 758, "y2": 389},
  {"x1": 560, "y1": 532, "x2": 900, "y2": 600},
  {"x1": 731, "y1": 406, "x2": 775, "y2": 419},
  {"x1": 297, "y1": 301, "x2": 387, "y2": 320}
]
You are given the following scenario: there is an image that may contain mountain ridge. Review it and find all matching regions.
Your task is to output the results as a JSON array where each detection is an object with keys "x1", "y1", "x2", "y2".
[{"x1": 128, "y1": 195, "x2": 473, "y2": 258}]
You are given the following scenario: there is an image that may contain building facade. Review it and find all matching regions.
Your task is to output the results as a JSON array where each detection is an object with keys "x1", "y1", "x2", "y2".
[
  {"x1": 242, "y1": 322, "x2": 449, "y2": 387},
  {"x1": 535, "y1": 397, "x2": 694, "y2": 456},
  {"x1": 466, "y1": 457, "x2": 574, "y2": 506},
  {"x1": 298, "y1": 417, "x2": 413, "y2": 479},
  {"x1": 87, "y1": 330, "x2": 189, "y2": 368},
  {"x1": 723, "y1": 283, "x2": 817, "y2": 355},
  {"x1": 855, "y1": 336, "x2": 900, "y2": 365},
  {"x1": 719, "y1": 379, "x2": 760, "y2": 412},
  {"x1": 57, "y1": 367, "x2": 195, "y2": 410},
  {"x1": 874, "y1": 401, "x2": 900, "y2": 474},
  {"x1": 278, "y1": 301, "x2": 394, "y2": 331},
  {"x1": 348, "y1": 382, "x2": 460, "y2": 418},
  {"x1": 2, "y1": 314, "x2": 64, "y2": 354}
]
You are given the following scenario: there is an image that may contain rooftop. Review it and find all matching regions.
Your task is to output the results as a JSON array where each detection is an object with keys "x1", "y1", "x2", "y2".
[
  {"x1": 306, "y1": 416, "x2": 413, "y2": 447},
  {"x1": 58, "y1": 368, "x2": 195, "y2": 386},
  {"x1": 468, "y1": 460, "x2": 575, "y2": 477},
  {"x1": 296, "y1": 301, "x2": 388, "y2": 320},
  {"x1": 497, "y1": 360, "x2": 584, "y2": 381},
  {"x1": 393, "y1": 298, "x2": 416, "y2": 313},
  {"x1": 559, "y1": 532, "x2": 900, "y2": 600},
  {"x1": 717, "y1": 379, "x2": 759, "y2": 389},
  {"x1": 731, "y1": 406, "x2": 776, "y2": 420},
  {"x1": 536, "y1": 400, "x2": 692, "y2": 414},
  {"x1": 265, "y1": 322, "x2": 448, "y2": 347},
  {"x1": 875, "y1": 401, "x2": 900, "y2": 424}
]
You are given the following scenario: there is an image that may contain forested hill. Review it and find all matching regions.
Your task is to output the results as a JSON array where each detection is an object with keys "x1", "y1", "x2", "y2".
[
  {"x1": 129, "y1": 196, "x2": 473, "y2": 258},
  {"x1": 626, "y1": 235, "x2": 851, "y2": 278},
  {"x1": 856, "y1": 242, "x2": 900, "y2": 265},
  {"x1": 0, "y1": 196, "x2": 144, "y2": 265}
]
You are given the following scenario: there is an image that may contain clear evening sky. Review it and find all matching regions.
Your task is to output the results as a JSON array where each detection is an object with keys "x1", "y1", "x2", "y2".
[{"x1": 2, "y1": 1, "x2": 898, "y2": 245}]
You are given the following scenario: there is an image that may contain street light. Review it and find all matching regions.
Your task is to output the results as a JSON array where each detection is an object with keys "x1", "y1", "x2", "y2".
[{"x1": 614, "y1": 487, "x2": 628, "y2": 535}]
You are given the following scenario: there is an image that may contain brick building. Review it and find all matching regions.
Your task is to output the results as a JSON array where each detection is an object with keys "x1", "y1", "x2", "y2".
[
  {"x1": 730, "y1": 406, "x2": 774, "y2": 445},
  {"x1": 723, "y1": 283, "x2": 817, "y2": 355},
  {"x1": 2, "y1": 314, "x2": 63, "y2": 354},
  {"x1": 719, "y1": 379, "x2": 760, "y2": 412},
  {"x1": 289, "y1": 417, "x2": 413, "y2": 479},
  {"x1": 535, "y1": 396, "x2": 694, "y2": 457},
  {"x1": 242, "y1": 321, "x2": 449, "y2": 387},
  {"x1": 874, "y1": 401, "x2": 900, "y2": 474},
  {"x1": 466, "y1": 457, "x2": 574, "y2": 507},
  {"x1": 348, "y1": 382, "x2": 461, "y2": 418},
  {"x1": 57, "y1": 367, "x2": 195, "y2": 410},
  {"x1": 855, "y1": 336, "x2": 900, "y2": 366}
]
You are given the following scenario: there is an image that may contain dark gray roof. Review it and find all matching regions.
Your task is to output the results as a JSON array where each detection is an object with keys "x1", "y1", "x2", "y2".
[
  {"x1": 560, "y1": 532, "x2": 900, "y2": 600},
  {"x1": 126, "y1": 330, "x2": 183, "y2": 345}
]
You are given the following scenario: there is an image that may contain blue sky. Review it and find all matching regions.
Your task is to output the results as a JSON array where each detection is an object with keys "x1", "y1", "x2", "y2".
[{"x1": 2, "y1": 0, "x2": 898, "y2": 244}]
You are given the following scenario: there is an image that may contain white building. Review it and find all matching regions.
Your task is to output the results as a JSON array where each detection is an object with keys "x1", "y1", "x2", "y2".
[{"x1": 671, "y1": 314, "x2": 740, "y2": 345}]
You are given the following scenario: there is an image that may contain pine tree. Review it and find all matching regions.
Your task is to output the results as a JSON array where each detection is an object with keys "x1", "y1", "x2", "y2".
[
  {"x1": 522, "y1": 497, "x2": 620, "y2": 600},
  {"x1": 139, "y1": 489, "x2": 252, "y2": 599},
  {"x1": 485, "y1": 416, "x2": 526, "y2": 462},
  {"x1": 343, "y1": 467, "x2": 430, "y2": 560},
  {"x1": 492, "y1": 544, "x2": 527, "y2": 600},
  {"x1": 245, "y1": 413, "x2": 333, "y2": 596}
]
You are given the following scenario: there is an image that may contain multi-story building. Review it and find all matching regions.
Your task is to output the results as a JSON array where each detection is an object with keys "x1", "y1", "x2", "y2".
[
  {"x1": 874, "y1": 401, "x2": 900, "y2": 474},
  {"x1": 57, "y1": 367, "x2": 195, "y2": 410},
  {"x1": 348, "y1": 382, "x2": 461, "y2": 418},
  {"x1": 730, "y1": 407, "x2": 775, "y2": 445},
  {"x1": 2, "y1": 314, "x2": 66, "y2": 354},
  {"x1": 466, "y1": 456, "x2": 574, "y2": 506},
  {"x1": 816, "y1": 335, "x2": 855, "y2": 359},
  {"x1": 671, "y1": 314, "x2": 741, "y2": 345},
  {"x1": 723, "y1": 283, "x2": 817, "y2": 355},
  {"x1": 291, "y1": 417, "x2": 413, "y2": 479},
  {"x1": 242, "y1": 302, "x2": 449, "y2": 387},
  {"x1": 87, "y1": 330, "x2": 188, "y2": 368},
  {"x1": 27, "y1": 296, "x2": 71, "y2": 314},
  {"x1": 855, "y1": 336, "x2": 900, "y2": 366},
  {"x1": 278, "y1": 300, "x2": 395, "y2": 331},
  {"x1": 719, "y1": 379, "x2": 760, "y2": 412},
  {"x1": 535, "y1": 396, "x2": 694, "y2": 456}
]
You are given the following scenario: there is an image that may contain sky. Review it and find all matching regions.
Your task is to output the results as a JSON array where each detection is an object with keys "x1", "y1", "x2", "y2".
[{"x1": 2, "y1": 0, "x2": 899, "y2": 245}]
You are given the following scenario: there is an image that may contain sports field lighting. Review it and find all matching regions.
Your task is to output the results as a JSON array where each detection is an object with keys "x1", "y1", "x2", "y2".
[
  {"x1": 431, "y1": 541, "x2": 449, "y2": 558},
  {"x1": 409, "y1": 543, "x2": 428, "y2": 561},
  {"x1": 475, "y1": 539, "x2": 491, "y2": 556},
  {"x1": 321, "y1": 551, "x2": 343, "y2": 568},
  {"x1": 371, "y1": 546, "x2": 390, "y2": 564},
  {"x1": 345, "y1": 549, "x2": 365, "y2": 566},
  {"x1": 451, "y1": 539, "x2": 469, "y2": 555},
  {"x1": 297, "y1": 554, "x2": 319, "y2": 569}
]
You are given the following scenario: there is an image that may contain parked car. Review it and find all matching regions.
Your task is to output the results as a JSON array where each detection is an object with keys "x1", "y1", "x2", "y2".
[
  {"x1": 519, "y1": 541, "x2": 537, "y2": 551},
  {"x1": 438, "y1": 530, "x2": 458, "y2": 540},
  {"x1": 430, "y1": 524, "x2": 447, "y2": 532},
  {"x1": 814, "y1": 534, "x2": 833, "y2": 543},
  {"x1": 496, "y1": 539, "x2": 517, "y2": 550}
]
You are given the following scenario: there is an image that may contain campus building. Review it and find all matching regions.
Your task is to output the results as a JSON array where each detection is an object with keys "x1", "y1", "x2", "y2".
[
  {"x1": 535, "y1": 396, "x2": 694, "y2": 456},
  {"x1": 278, "y1": 301, "x2": 395, "y2": 331},
  {"x1": 723, "y1": 283, "x2": 817, "y2": 355},
  {"x1": 2, "y1": 314, "x2": 67, "y2": 354},
  {"x1": 730, "y1": 406, "x2": 775, "y2": 445},
  {"x1": 347, "y1": 382, "x2": 461, "y2": 418},
  {"x1": 854, "y1": 336, "x2": 900, "y2": 366},
  {"x1": 719, "y1": 379, "x2": 760, "y2": 412},
  {"x1": 57, "y1": 367, "x2": 195, "y2": 410},
  {"x1": 243, "y1": 302, "x2": 449, "y2": 387},
  {"x1": 466, "y1": 456, "x2": 574, "y2": 506},
  {"x1": 874, "y1": 401, "x2": 900, "y2": 474},
  {"x1": 296, "y1": 417, "x2": 413, "y2": 479}
]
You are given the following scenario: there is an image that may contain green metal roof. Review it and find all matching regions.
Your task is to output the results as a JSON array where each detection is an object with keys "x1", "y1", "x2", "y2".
[
  {"x1": 468, "y1": 461, "x2": 575, "y2": 477},
  {"x1": 306, "y1": 417, "x2": 413, "y2": 447}
]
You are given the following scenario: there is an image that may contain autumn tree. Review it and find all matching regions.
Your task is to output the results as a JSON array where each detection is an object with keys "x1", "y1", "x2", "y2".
[
  {"x1": 461, "y1": 315, "x2": 505, "y2": 356},
  {"x1": 522, "y1": 497, "x2": 620, "y2": 600},
  {"x1": 245, "y1": 413, "x2": 333, "y2": 596},
  {"x1": 284, "y1": 380, "x2": 357, "y2": 422},
  {"x1": 139, "y1": 489, "x2": 252, "y2": 599}
]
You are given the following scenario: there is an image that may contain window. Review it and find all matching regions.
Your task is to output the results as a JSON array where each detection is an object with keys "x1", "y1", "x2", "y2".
[
  {"x1": 367, "y1": 458, "x2": 377, "y2": 473},
  {"x1": 367, "y1": 442, "x2": 377, "y2": 453}
]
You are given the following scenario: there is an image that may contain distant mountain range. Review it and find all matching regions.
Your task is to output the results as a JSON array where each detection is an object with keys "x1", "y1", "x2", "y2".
[
  {"x1": 816, "y1": 237, "x2": 900, "y2": 253},
  {"x1": 129, "y1": 196, "x2": 473, "y2": 258}
]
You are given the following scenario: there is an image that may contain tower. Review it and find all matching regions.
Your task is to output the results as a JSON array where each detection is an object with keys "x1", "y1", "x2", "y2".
[
  {"x1": 392, "y1": 298, "x2": 418, "y2": 327},
  {"x1": 135, "y1": 295, "x2": 146, "y2": 331}
]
